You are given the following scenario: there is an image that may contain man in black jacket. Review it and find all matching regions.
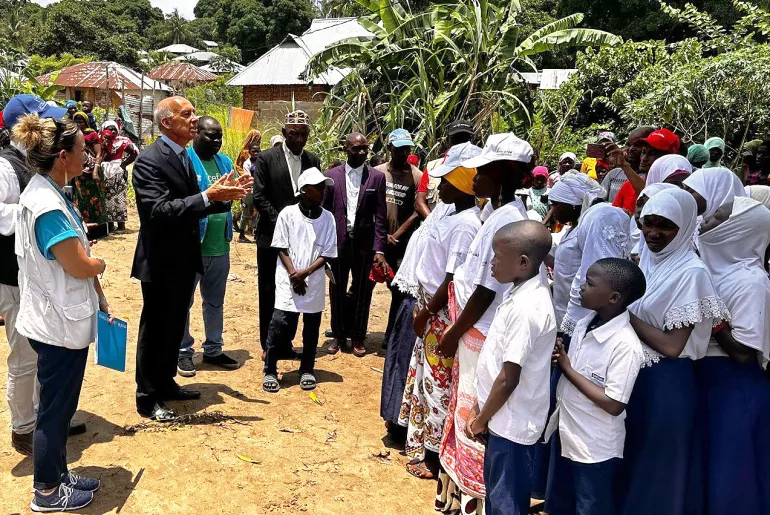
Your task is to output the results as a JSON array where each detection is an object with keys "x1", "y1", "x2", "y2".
[
  {"x1": 132, "y1": 96, "x2": 251, "y2": 421},
  {"x1": 252, "y1": 111, "x2": 320, "y2": 359}
]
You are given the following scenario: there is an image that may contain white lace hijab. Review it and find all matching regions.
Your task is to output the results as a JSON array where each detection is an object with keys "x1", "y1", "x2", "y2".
[
  {"x1": 683, "y1": 167, "x2": 747, "y2": 220},
  {"x1": 391, "y1": 202, "x2": 455, "y2": 296},
  {"x1": 698, "y1": 197, "x2": 770, "y2": 362},
  {"x1": 645, "y1": 154, "x2": 692, "y2": 185},
  {"x1": 632, "y1": 189, "x2": 729, "y2": 364}
]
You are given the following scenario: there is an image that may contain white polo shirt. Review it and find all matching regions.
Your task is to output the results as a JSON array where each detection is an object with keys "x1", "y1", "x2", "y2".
[
  {"x1": 416, "y1": 206, "x2": 481, "y2": 296},
  {"x1": 544, "y1": 311, "x2": 644, "y2": 463},
  {"x1": 453, "y1": 199, "x2": 528, "y2": 336},
  {"x1": 476, "y1": 275, "x2": 557, "y2": 445}
]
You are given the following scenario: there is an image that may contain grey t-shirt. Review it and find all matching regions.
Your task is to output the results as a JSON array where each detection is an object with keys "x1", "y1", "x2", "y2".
[{"x1": 601, "y1": 168, "x2": 627, "y2": 202}]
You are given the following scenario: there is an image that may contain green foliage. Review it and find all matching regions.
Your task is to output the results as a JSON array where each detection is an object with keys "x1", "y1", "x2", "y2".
[
  {"x1": 184, "y1": 75, "x2": 243, "y2": 117},
  {"x1": 307, "y1": 0, "x2": 621, "y2": 158},
  {"x1": 0, "y1": 51, "x2": 63, "y2": 106},
  {"x1": 27, "y1": 53, "x2": 92, "y2": 77},
  {"x1": 193, "y1": 0, "x2": 315, "y2": 62}
]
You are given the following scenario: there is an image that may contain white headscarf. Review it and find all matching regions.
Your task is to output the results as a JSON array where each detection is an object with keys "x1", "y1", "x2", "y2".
[
  {"x1": 559, "y1": 152, "x2": 577, "y2": 164},
  {"x1": 746, "y1": 185, "x2": 770, "y2": 210},
  {"x1": 548, "y1": 173, "x2": 606, "y2": 212},
  {"x1": 683, "y1": 167, "x2": 747, "y2": 220},
  {"x1": 630, "y1": 183, "x2": 678, "y2": 254},
  {"x1": 633, "y1": 188, "x2": 729, "y2": 364},
  {"x1": 698, "y1": 197, "x2": 770, "y2": 362},
  {"x1": 101, "y1": 120, "x2": 119, "y2": 132},
  {"x1": 639, "y1": 182, "x2": 677, "y2": 201},
  {"x1": 391, "y1": 202, "x2": 455, "y2": 296},
  {"x1": 645, "y1": 154, "x2": 692, "y2": 185}
]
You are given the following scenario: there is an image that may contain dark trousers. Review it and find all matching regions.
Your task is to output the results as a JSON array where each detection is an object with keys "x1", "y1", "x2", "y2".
[
  {"x1": 135, "y1": 273, "x2": 196, "y2": 410},
  {"x1": 29, "y1": 340, "x2": 88, "y2": 490},
  {"x1": 257, "y1": 246, "x2": 278, "y2": 351},
  {"x1": 484, "y1": 432, "x2": 535, "y2": 515},
  {"x1": 546, "y1": 434, "x2": 619, "y2": 515},
  {"x1": 263, "y1": 309, "x2": 321, "y2": 376},
  {"x1": 329, "y1": 237, "x2": 375, "y2": 341}
]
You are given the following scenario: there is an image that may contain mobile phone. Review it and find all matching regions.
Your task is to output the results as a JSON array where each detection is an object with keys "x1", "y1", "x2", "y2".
[{"x1": 586, "y1": 143, "x2": 606, "y2": 159}]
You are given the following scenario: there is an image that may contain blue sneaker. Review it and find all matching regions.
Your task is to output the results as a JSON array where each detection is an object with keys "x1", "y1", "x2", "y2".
[
  {"x1": 30, "y1": 484, "x2": 93, "y2": 512},
  {"x1": 61, "y1": 470, "x2": 100, "y2": 492}
]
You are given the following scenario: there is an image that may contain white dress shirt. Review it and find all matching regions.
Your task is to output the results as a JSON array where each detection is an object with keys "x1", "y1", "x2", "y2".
[
  {"x1": 344, "y1": 162, "x2": 364, "y2": 231},
  {"x1": 475, "y1": 275, "x2": 558, "y2": 445},
  {"x1": 282, "y1": 142, "x2": 302, "y2": 192},
  {"x1": 544, "y1": 311, "x2": 644, "y2": 463}
]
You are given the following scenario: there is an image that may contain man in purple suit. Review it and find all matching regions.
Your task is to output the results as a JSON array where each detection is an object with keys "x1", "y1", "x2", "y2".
[{"x1": 324, "y1": 133, "x2": 389, "y2": 357}]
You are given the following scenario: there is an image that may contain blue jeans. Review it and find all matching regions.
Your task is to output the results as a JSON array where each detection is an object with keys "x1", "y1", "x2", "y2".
[
  {"x1": 180, "y1": 254, "x2": 230, "y2": 358},
  {"x1": 545, "y1": 434, "x2": 619, "y2": 515},
  {"x1": 484, "y1": 432, "x2": 535, "y2": 515}
]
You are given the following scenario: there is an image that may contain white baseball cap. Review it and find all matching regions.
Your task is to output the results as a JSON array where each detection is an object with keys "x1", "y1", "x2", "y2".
[
  {"x1": 430, "y1": 142, "x2": 483, "y2": 177},
  {"x1": 462, "y1": 133, "x2": 534, "y2": 169},
  {"x1": 296, "y1": 167, "x2": 333, "y2": 195}
]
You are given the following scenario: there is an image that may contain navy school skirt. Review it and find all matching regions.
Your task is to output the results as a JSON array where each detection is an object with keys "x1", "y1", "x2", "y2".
[
  {"x1": 618, "y1": 358, "x2": 698, "y2": 515},
  {"x1": 380, "y1": 295, "x2": 418, "y2": 424},
  {"x1": 695, "y1": 356, "x2": 770, "y2": 515}
]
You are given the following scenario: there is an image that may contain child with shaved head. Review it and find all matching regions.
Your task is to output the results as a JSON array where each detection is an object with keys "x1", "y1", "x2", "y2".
[{"x1": 464, "y1": 220, "x2": 557, "y2": 515}]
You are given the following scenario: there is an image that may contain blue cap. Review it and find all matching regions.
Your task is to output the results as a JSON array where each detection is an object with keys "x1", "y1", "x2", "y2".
[
  {"x1": 388, "y1": 128, "x2": 413, "y2": 148},
  {"x1": 4, "y1": 95, "x2": 68, "y2": 130}
]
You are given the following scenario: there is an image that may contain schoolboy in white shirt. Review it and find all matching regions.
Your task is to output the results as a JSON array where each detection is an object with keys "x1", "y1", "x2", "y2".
[
  {"x1": 263, "y1": 168, "x2": 337, "y2": 393},
  {"x1": 465, "y1": 220, "x2": 556, "y2": 515},
  {"x1": 544, "y1": 258, "x2": 647, "y2": 515}
]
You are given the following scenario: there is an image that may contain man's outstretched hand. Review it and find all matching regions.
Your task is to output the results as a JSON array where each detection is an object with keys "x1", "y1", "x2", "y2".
[{"x1": 205, "y1": 172, "x2": 251, "y2": 202}]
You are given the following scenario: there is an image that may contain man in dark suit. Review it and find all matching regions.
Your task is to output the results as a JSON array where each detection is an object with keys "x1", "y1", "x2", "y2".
[
  {"x1": 132, "y1": 96, "x2": 251, "y2": 421},
  {"x1": 253, "y1": 111, "x2": 320, "y2": 359},
  {"x1": 323, "y1": 132, "x2": 389, "y2": 357}
]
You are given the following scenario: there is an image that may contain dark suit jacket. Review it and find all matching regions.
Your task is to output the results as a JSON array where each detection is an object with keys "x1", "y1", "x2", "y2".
[
  {"x1": 252, "y1": 145, "x2": 320, "y2": 248},
  {"x1": 131, "y1": 138, "x2": 230, "y2": 282},
  {"x1": 323, "y1": 164, "x2": 388, "y2": 254}
]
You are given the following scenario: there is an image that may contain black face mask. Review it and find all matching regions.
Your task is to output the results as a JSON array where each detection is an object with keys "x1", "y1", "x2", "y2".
[{"x1": 348, "y1": 153, "x2": 367, "y2": 168}]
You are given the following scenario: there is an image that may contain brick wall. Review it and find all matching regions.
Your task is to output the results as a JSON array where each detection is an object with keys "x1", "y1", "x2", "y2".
[{"x1": 243, "y1": 85, "x2": 329, "y2": 110}]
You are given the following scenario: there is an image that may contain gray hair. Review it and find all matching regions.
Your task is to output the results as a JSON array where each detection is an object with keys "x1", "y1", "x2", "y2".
[{"x1": 154, "y1": 104, "x2": 173, "y2": 132}]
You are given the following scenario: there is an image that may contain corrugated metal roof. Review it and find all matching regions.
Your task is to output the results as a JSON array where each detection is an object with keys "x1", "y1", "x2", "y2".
[
  {"x1": 200, "y1": 61, "x2": 245, "y2": 74},
  {"x1": 148, "y1": 62, "x2": 217, "y2": 83},
  {"x1": 37, "y1": 62, "x2": 171, "y2": 91},
  {"x1": 156, "y1": 44, "x2": 200, "y2": 54},
  {"x1": 226, "y1": 18, "x2": 372, "y2": 87},
  {"x1": 203, "y1": 40, "x2": 218, "y2": 48},
  {"x1": 174, "y1": 51, "x2": 219, "y2": 63}
]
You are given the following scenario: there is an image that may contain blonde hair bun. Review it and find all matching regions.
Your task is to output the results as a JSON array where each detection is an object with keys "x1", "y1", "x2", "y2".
[{"x1": 12, "y1": 113, "x2": 46, "y2": 150}]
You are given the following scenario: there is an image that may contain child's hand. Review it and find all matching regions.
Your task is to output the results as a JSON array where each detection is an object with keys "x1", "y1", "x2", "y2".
[
  {"x1": 553, "y1": 339, "x2": 570, "y2": 370},
  {"x1": 412, "y1": 308, "x2": 430, "y2": 337},
  {"x1": 437, "y1": 324, "x2": 459, "y2": 357},
  {"x1": 464, "y1": 410, "x2": 487, "y2": 442}
]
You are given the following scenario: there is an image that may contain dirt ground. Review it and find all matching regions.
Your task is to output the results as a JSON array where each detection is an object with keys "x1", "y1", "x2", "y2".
[{"x1": 0, "y1": 213, "x2": 441, "y2": 514}]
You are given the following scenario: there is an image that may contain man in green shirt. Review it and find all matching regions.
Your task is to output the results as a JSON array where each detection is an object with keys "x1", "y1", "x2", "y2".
[{"x1": 178, "y1": 116, "x2": 241, "y2": 376}]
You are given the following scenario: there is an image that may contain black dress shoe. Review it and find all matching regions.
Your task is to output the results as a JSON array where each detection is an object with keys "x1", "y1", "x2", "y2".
[
  {"x1": 163, "y1": 386, "x2": 201, "y2": 401},
  {"x1": 137, "y1": 402, "x2": 177, "y2": 422},
  {"x1": 68, "y1": 420, "x2": 87, "y2": 436}
]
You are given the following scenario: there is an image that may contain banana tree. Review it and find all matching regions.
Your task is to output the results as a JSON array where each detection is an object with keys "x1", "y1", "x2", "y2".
[{"x1": 306, "y1": 0, "x2": 621, "y2": 157}]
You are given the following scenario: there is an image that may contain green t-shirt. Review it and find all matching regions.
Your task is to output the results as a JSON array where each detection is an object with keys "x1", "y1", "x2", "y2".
[{"x1": 200, "y1": 158, "x2": 230, "y2": 257}]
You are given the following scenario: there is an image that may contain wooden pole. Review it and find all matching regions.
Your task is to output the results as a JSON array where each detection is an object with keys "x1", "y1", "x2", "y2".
[
  {"x1": 150, "y1": 81, "x2": 156, "y2": 140},
  {"x1": 139, "y1": 72, "x2": 145, "y2": 149}
]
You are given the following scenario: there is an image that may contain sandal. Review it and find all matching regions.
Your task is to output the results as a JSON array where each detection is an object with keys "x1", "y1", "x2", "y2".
[
  {"x1": 263, "y1": 374, "x2": 280, "y2": 393},
  {"x1": 406, "y1": 460, "x2": 436, "y2": 480},
  {"x1": 300, "y1": 373, "x2": 317, "y2": 391}
]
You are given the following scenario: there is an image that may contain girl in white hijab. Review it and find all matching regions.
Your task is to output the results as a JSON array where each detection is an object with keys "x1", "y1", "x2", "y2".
[
  {"x1": 683, "y1": 167, "x2": 747, "y2": 222},
  {"x1": 619, "y1": 188, "x2": 729, "y2": 515},
  {"x1": 692, "y1": 194, "x2": 770, "y2": 515},
  {"x1": 629, "y1": 183, "x2": 678, "y2": 257},
  {"x1": 644, "y1": 154, "x2": 693, "y2": 186}
]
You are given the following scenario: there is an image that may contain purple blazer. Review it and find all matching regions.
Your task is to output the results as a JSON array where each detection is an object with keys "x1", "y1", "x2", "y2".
[{"x1": 323, "y1": 164, "x2": 388, "y2": 254}]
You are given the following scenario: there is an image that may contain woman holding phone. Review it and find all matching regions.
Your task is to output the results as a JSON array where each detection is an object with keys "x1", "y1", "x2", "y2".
[{"x1": 13, "y1": 113, "x2": 111, "y2": 512}]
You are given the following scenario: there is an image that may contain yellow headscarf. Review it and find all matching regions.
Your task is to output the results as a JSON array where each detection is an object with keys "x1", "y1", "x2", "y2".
[{"x1": 444, "y1": 166, "x2": 477, "y2": 195}]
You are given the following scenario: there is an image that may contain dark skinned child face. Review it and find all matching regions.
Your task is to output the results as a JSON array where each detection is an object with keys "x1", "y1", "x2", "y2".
[
  {"x1": 248, "y1": 143, "x2": 260, "y2": 160},
  {"x1": 682, "y1": 184, "x2": 707, "y2": 216},
  {"x1": 300, "y1": 183, "x2": 325, "y2": 207},
  {"x1": 642, "y1": 214, "x2": 679, "y2": 253},
  {"x1": 438, "y1": 178, "x2": 463, "y2": 204},
  {"x1": 579, "y1": 264, "x2": 621, "y2": 311},
  {"x1": 491, "y1": 235, "x2": 531, "y2": 284}
]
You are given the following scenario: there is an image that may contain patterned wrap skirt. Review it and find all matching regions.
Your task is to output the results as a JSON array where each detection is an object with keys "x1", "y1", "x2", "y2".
[{"x1": 398, "y1": 287, "x2": 454, "y2": 461}]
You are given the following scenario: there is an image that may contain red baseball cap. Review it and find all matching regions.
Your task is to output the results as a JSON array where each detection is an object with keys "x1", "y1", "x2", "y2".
[{"x1": 640, "y1": 128, "x2": 680, "y2": 154}]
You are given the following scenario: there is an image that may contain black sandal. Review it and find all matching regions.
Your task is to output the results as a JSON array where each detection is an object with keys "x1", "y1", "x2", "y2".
[
  {"x1": 263, "y1": 374, "x2": 280, "y2": 393},
  {"x1": 300, "y1": 373, "x2": 316, "y2": 391}
]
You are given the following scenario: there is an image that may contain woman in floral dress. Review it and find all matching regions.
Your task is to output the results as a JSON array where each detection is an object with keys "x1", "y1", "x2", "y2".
[
  {"x1": 100, "y1": 121, "x2": 138, "y2": 231},
  {"x1": 70, "y1": 111, "x2": 106, "y2": 225}
]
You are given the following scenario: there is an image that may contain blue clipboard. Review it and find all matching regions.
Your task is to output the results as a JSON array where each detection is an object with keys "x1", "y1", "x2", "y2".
[{"x1": 95, "y1": 311, "x2": 127, "y2": 372}]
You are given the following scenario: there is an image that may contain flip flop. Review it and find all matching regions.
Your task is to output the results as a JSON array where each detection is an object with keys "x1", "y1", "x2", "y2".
[
  {"x1": 263, "y1": 374, "x2": 280, "y2": 393},
  {"x1": 300, "y1": 373, "x2": 317, "y2": 391}
]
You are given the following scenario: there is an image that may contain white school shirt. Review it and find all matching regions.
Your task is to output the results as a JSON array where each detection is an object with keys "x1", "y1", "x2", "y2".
[
  {"x1": 271, "y1": 205, "x2": 337, "y2": 313},
  {"x1": 453, "y1": 199, "x2": 528, "y2": 336},
  {"x1": 344, "y1": 162, "x2": 364, "y2": 231},
  {"x1": 416, "y1": 206, "x2": 481, "y2": 296},
  {"x1": 475, "y1": 275, "x2": 557, "y2": 445},
  {"x1": 544, "y1": 311, "x2": 644, "y2": 463},
  {"x1": 552, "y1": 225, "x2": 578, "y2": 328}
]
